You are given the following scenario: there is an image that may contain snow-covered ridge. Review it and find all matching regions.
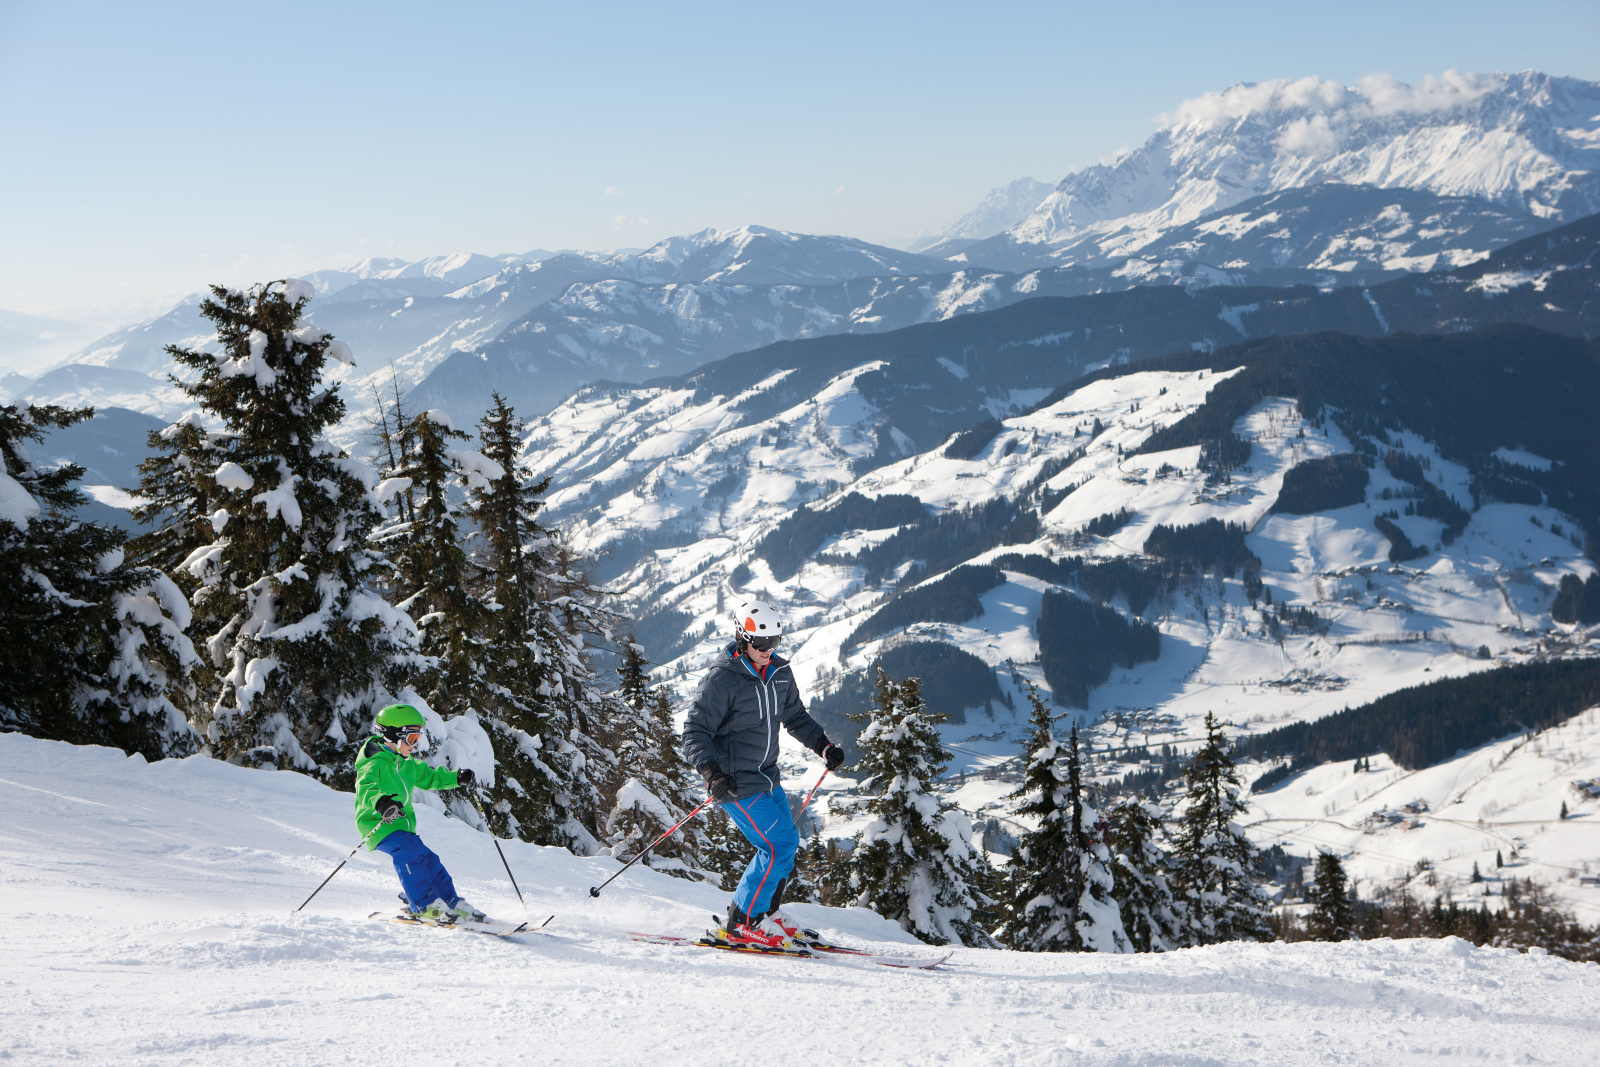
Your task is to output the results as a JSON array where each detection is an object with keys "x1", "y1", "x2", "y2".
[
  {"x1": 961, "y1": 70, "x2": 1600, "y2": 271},
  {"x1": 515, "y1": 332, "x2": 1599, "y2": 924},
  {"x1": 6, "y1": 731, "x2": 1596, "y2": 1065}
]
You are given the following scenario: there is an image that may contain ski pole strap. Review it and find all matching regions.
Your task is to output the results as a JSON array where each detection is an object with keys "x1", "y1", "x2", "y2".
[{"x1": 588, "y1": 795, "x2": 713, "y2": 898}]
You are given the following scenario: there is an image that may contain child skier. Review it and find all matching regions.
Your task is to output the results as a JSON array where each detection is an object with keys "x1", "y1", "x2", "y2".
[{"x1": 356, "y1": 703, "x2": 489, "y2": 924}]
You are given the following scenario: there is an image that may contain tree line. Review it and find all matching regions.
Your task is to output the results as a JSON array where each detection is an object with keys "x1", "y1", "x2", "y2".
[
  {"x1": 1237, "y1": 660, "x2": 1600, "y2": 771},
  {"x1": 0, "y1": 280, "x2": 713, "y2": 874},
  {"x1": 794, "y1": 675, "x2": 1277, "y2": 952}
]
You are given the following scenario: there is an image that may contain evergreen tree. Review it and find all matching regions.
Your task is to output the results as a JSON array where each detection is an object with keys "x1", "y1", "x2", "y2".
[
  {"x1": 372, "y1": 407, "x2": 497, "y2": 719},
  {"x1": 848, "y1": 669, "x2": 998, "y2": 947},
  {"x1": 1000, "y1": 686, "x2": 1128, "y2": 952},
  {"x1": 461, "y1": 392, "x2": 601, "y2": 852},
  {"x1": 364, "y1": 404, "x2": 511, "y2": 819},
  {"x1": 1304, "y1": 850, "x2": 1355, "y2": 942},
  {"x1": 1, "y1": 402, "x2": 199, "y2": 758},
  {"x1": 1173, "y1": 712, "x2": 1272, "y2": 944},
  {"x1": 1105, "y1": 795, "x2": 1184, "y2": 952},
  {"x1": 1000, "y1": 684, "x2": 1082, "y2": 950},
  {"x1": 783, "y1": 825, "x2": 827, "y2": 904},
  {"x1": 144, "y1": 282, "x2": 423, "y2": 781},
  {"x1": 600, "y1": 666, "x2": 710, "y2": 879}
]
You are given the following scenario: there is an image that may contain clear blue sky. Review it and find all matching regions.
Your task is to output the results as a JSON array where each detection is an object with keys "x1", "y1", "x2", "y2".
[{"x1": 2, "y1": 0, "x2": 1596, "y2": 315}]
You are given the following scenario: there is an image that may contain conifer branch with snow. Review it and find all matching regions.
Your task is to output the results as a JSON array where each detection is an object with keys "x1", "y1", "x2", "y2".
[{"x1": 848, "y1": 668, "x2": 998, "y2": 947}]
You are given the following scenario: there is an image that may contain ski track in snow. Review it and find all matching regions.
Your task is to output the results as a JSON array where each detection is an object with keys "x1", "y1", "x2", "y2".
[{"x1": 4, "y1": 733, "x2": 1598, "y2": 1066}]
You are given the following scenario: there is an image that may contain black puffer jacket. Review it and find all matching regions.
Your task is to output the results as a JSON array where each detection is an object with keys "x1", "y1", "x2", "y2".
[{"x1": 682, "y1": 644, "x2": 828, "y2": 801}]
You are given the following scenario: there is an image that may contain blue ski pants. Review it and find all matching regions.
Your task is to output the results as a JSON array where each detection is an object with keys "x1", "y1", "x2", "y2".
[
  {"x1": 376, "y1": 831, "x2": 460, "y2": 913},
  {"x1": 722, "y1": 786, "x2": 799, "y2": 917}
]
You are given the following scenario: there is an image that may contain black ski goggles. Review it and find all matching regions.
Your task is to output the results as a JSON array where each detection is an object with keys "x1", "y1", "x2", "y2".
[
  {"x1": 743, "y1": 634, "x2": 781, "y2": 652},
  {"x1": 382, "y1": 726, "x2": 425, "y2": 746}
]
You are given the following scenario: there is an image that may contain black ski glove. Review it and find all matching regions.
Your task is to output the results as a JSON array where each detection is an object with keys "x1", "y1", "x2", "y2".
[
  {"x1": 703, "y1": 767, "x2": 737, "y2": 802},
  {"x1": 819, "y1": 742, "x2": 845, "y2": 771},
  {"x1": 455, "y1": 768, "x2": 477, "y2": 789},
  {"x1": 375, "y1": 794, "x2": 404, "y2": 824}
]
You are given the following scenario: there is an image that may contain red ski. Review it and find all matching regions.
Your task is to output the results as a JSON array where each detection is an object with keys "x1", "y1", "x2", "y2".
[{"x1": 628, "y1": 932, "x2": 952, "y2": 970}]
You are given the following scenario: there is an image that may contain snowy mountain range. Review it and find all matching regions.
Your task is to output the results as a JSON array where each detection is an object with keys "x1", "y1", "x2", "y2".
[
  {"x1": 951, "y1": 70, "x2": 1600, "y2": 271},
  {"x1": 10, "y1": 70, "x2": 1594, "y2": 432},
  {"x1": 499, "y1": 229, "x2": 1600, "y2": 920}
]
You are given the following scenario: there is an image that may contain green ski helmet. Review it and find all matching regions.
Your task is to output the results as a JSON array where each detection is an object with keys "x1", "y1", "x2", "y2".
[{"x1": 375, "y1": 703, "x2": 425, "y2": 743}]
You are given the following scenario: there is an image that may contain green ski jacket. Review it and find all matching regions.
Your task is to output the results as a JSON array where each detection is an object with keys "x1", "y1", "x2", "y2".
[{"x1": 353, "y1": 735, "x2": 461, "y2": 849}]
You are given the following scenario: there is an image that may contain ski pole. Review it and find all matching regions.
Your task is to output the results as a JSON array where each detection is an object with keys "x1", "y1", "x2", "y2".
[
  {"x1": 796, "y1": 768, "x2": 829, "y2": 818},
  {"x1": 470, "y1": 794, "x2": 525, "y2": 907},
  {"x1": 296, "y1": 823, "x2": 382, "y2": 913},
  {"x1": 589, "y1": 795, "x2": 713, "y2": 898}
]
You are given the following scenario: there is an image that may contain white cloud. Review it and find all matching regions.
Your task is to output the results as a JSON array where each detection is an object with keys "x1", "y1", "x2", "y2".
[
  {"x1": 1277, "y1": 113, "x2": 1339, "y2": 158},
  {"x1": 1160, "y1": 70, "x2": 1496, "y2": 129},
  {"x1": 834, "y1": 185, "x2": 845, "y2": 196},
  {"x1": 605, "y1": 186, "x2": 624, "y2": 197}
]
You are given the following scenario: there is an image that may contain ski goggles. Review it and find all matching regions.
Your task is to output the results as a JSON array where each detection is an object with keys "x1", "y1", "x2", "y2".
[
  {"x1": 744, "y1": 634, "x2": 781, "y2": 652},
  {"x1": 383, "y1": 727, "x2": 425, "y2": 746}
]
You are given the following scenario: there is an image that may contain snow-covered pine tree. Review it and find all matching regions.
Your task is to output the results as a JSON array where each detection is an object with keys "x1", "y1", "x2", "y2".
[
  {"x1": 793, "y1": 834, "x2": 853, "y2": 906},
  {"x1": 999, "y1": 683, "x2": 1128, "y2": 951},
  {"x1": 848, "y1": 669, "x2": 997, "y2": 947},
  {"x1": 1173, "y1": 711, "x2": 1272, "y2": 944},
  {"x1": 1105, "y1": 795, "x2": 1184, "y2": 952},
  {"x1": 600, "y1": 656, "x2": 710, "y2": 879},
  {"x1": 1000, "y1": 683, "x2": 1082, "y2": 950},
  {"x1": 1, "y1": 402, "x2": 198, "y2": 758},
  {"x1": 1305, "y1": 850, "x2": 1355, "y2": 942},
  {"x1": 372, "y1": 407, "x2": 497, "y2": 718},
  {"x1": 358, "y1": 403, "x2": 510, "y2": 816},
  {"x1": 462, "y1": 391, "x2": 599, "y2": 852},
  {"x1": 150, "y1": 281, "x2": 424, "y2": 781}
]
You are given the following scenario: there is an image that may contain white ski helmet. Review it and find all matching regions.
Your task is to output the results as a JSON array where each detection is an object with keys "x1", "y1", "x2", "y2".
[{"x1": 732, "y1": 599, "x2": 784, "y2": 650}]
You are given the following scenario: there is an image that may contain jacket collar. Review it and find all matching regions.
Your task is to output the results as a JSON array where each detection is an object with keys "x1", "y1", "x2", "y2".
[{"x1": 718, "y1": 642, "x2": 787, "y2": 679}]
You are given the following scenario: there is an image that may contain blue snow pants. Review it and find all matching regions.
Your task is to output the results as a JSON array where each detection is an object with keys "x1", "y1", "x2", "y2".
[
  {"x1": 376, "y1": 831, "x2": 460, "y2": 913},
  {"x1": 722, "y1": 786, "x2": 799, "y2": 917}
]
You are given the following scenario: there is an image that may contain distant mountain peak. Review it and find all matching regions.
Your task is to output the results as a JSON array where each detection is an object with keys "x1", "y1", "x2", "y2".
[
  {"x1": 927, "y1": 70, "x2": 1600, "y2": 274},
  {"x1": 908, "y1": 178, "x2": 1057, "y2": 255}
]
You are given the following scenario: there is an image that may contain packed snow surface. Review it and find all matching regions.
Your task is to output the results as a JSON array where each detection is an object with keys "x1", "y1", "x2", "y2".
[{"x1": 4, "y1": 733, "x2": 1598, "y2": 1066}]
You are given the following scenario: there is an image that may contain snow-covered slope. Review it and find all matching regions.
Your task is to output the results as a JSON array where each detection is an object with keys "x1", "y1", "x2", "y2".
[
  {"x1": 1245, "y1": 707, "x2": 1600, "y2": 927},
  {"x1": 959, "y1": 70, "x2": 1600, "y2": 272},
  {"x1": 5, "y1": 731, "x2": 1596, "y2": 1066},
  {"x1": 514, "y1": 320, "x2": 1600, "y2": 915}
]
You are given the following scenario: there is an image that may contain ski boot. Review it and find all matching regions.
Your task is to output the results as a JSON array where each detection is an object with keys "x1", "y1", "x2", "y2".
[
  {"x1": 767, "y1": 908, "x2": 822, "y2": 946},
  {"x1": 711, "y1": 902, "x2": 801, "y2": 951},
  {"x1": 451, "y1": 899, "x2": 490, "y2": 924},
  {"x1": 415, "y1": 897, "x2": 459, "y2": 924}
]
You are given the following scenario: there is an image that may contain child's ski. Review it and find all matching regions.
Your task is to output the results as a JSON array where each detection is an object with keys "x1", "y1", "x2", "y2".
[
  {"x1": 371, "y1": 911, "x2": 531, "y2": 938},
  {"x1": 628, "y1": 932, "x2": 952, "y2": 970}
]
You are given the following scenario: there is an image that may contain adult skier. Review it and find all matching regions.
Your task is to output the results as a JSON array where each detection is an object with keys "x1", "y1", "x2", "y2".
[
  {"x1": 356, "y1": 703, "x2": 489, "y2": 924},
  {"x1": 682, "y1": 600, "x2": 846, "y2": 948}
]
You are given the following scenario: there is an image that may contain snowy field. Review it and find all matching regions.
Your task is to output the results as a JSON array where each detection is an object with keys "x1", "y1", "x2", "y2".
[
  {"x1": 1244, "y1": 706, "x2": 1600, "y2": 925},
  {"x1": 4, "y1": 734, "x2": 1598, "y2": 1066}
]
